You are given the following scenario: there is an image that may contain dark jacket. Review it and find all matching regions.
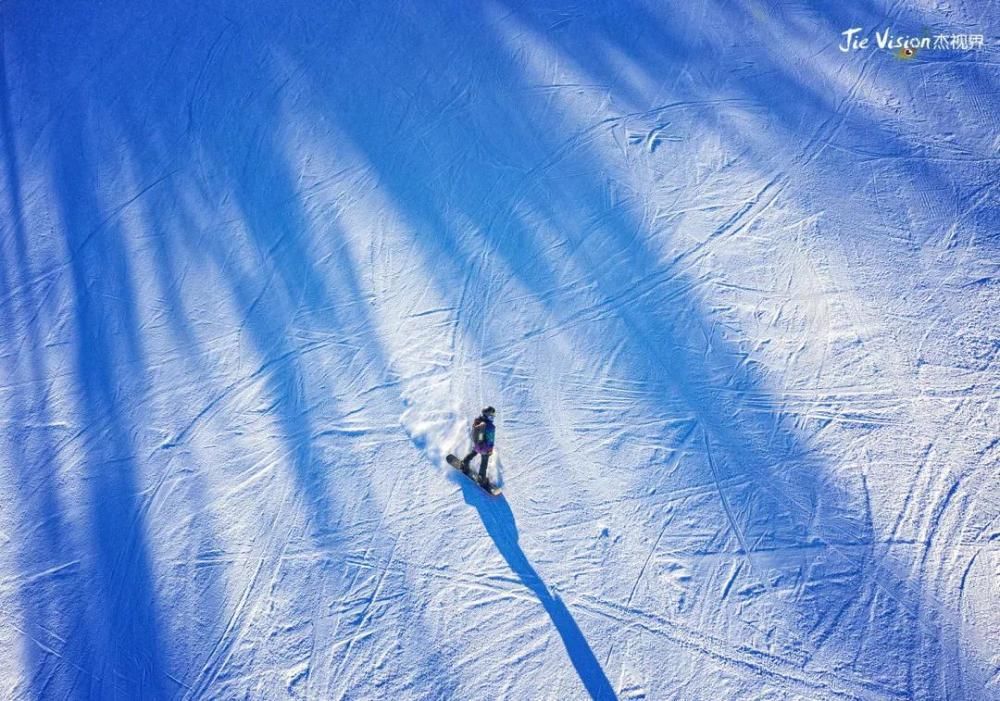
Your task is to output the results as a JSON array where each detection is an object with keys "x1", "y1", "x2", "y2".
[{"x1": 472, "y1": 416, "x2": 496, "y2": 454}]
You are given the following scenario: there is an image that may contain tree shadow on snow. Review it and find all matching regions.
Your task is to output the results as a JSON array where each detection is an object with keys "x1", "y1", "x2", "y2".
[
  {"x1": 2, "y1": 0, "x2": 996, "y2": 699},
  {"x1": 1, "y1": 83, "x2": 176, "y2": 701},
  {"x1": 275, "y1": 0, "x2": 995, "y2": 696}
]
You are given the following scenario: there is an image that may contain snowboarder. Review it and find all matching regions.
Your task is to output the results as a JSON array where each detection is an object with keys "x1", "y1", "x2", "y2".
[{"x1": 460, "y1": 406, "x2": 496, "y2": 487}]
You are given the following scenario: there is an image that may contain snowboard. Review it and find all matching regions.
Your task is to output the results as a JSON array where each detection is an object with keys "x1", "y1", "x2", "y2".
[{"x1": 447, "y1": 454, "x2": 502, "y2": 496}]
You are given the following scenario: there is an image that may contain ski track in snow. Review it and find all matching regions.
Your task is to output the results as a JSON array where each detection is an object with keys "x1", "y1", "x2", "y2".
[{"x1": 1, "y1": 1, "x2": 999, "y2": 700}]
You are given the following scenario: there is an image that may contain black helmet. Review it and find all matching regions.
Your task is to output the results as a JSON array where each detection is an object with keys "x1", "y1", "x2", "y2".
[{"x1": 482, "y1": 406, "x2": 496, "y2": 418}]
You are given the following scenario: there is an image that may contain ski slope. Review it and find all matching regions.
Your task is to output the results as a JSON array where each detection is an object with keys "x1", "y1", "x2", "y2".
[{"x1": 1, "y1": 1, "x2": 998, "y2": 699}]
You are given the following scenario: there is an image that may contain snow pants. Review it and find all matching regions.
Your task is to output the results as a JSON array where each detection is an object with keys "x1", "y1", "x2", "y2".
[{"x1": 461, "y1": 451, "x2": 490, "y2": 482}]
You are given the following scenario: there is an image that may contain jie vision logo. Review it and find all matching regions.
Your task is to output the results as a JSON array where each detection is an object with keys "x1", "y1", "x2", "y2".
[{"x1": 839, "y1": 27, "x2": 985, "y2": 58}]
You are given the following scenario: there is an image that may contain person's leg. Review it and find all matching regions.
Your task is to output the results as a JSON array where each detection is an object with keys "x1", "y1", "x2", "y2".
[
  {"x1": 461, "y1": 451, "x2": 477, "y2": 471},
  {"x1": 478, "y1": 453, "x2": 490, "y2": 483}
]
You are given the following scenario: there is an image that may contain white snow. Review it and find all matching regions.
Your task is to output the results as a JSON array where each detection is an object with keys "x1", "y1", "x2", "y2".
[{"x1": 1, "y1": 1, "x2": 998, "y2": 699}]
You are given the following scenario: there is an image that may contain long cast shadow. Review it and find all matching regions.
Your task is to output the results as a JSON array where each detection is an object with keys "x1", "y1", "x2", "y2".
[
  {"x1": 0, "y1": 34, "x2": 95, "y2": 701},
  {"x1": 282, "y1": 0, "x2": 992, "y2": 694},
  {"x1": 458, "y1": 479, "x2": 617, "y2": 701},
  {"x1": 4, "y1": 0, "x2": 995, "y2": 697}
]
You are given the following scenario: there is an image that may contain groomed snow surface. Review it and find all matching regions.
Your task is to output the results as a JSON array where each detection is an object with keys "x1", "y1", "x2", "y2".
[{"x1": 1, "y1": 1, "x2": 998, "y2": 699}]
